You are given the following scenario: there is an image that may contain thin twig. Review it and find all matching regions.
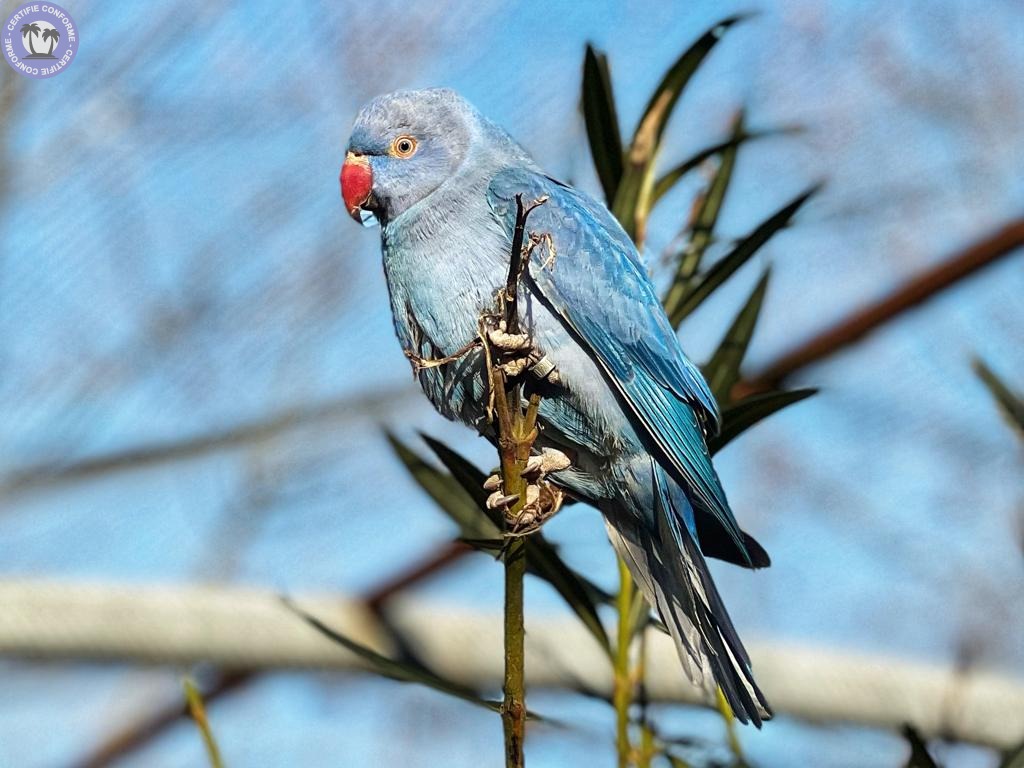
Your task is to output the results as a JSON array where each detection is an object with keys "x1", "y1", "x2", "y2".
[
  {"x1": 489, "y1": 193, "x2": 548, "y2": 768},
  {"x1": 67, "y1": 672, "x2": 250, "y2": 768},
  {"x1": 736, "y1": 216, "x2": 1024, "y2": 396},
  {"x1": 504, "y1": 194, "x2": 549, "y2": 336},
  {"x1": 365, "y1": 540, "x2": 472, "y2": 611}
]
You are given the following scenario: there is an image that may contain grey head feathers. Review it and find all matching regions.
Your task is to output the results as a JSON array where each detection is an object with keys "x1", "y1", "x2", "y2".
[{"x1": 347, "y1": 88, "x2": 534, "y2": 222}]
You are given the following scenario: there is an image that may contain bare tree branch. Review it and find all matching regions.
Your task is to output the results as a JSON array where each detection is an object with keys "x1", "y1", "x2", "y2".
[
  {"x1": 1, "y1": 579, "x2": 1020, "y2": 751},
  {"x1": 736, "y1": 216, "x2": 1024, "y2": 396},
  {"x1": 67, "y1": 671, "x2": 250, "y2": 768},
  {"x1": 0, "y1": 385, "x2": 412, "y2": 497}
]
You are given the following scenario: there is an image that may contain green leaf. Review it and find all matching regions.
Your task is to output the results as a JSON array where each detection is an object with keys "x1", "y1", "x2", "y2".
[
  {"x1": 459, "y1": 537, "x2": 505, "y2": 553},
  {"x1": 651, "y1": 124, "x2": 801, "y2": 204},
  {"x1": 702, "y1": 268, "x2": 771, "y2": 403},
  {"x1": 582, "y1": 44, "x2": 623, "y2": 204},
  {"x1": 282, "y1": 597, "x2": 502, "y2": 712},
  {"x1": 390, "y1": 432, "x2": 613, "y2": 655},
  {"x1": 525, "y1": 537, "x2": 613, "y2": 656},
  {"x1": 666, "y1": 184, "x2": 819, "y2": 326},
  {"x1": 416, "y1": 433, "x2": 500, "y2": 524},
  {"x1": 710, "y1": 388, "x2": 816, "y2": 455},
  {"x1": 420, "y1": 434, "x2": 613, "y2": 657},
  {"x1": 636, "y1": 15, "x2": 748, "y2": 161},
  {"x1": 611, "y1": 15, "x2": 747, "y2": 244},
  {"x1": 665, "y1": 754, "x2": 693, "y2": 768},
  {"x1": 974, "y1": 358, "x2": 1024, "y2": 436},
  {"x1": 901, "y1": 725, "x2": 942, "y2": 768},
  {"x1": 183, "y1": 679, "x2": 225, "y2": 768},
  {"x1": 386, "y1": 432, "x2": 499, "y2": 542},
  {"x1": 1000, "y1": 740, "x2": 1024, "y2": 768},
  {"x1": 663, "y1": 110, "x2": 747, "y2": 312}
]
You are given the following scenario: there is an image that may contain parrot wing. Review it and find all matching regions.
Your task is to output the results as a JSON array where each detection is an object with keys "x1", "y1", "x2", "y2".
[{"x1": 487, "y1": 167, "x2": 749, "y2": 562}]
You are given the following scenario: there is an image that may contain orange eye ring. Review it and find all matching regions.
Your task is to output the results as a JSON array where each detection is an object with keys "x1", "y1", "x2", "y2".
[{"x1": 391, "y1": 135, "x2": 418, "y2": 158}]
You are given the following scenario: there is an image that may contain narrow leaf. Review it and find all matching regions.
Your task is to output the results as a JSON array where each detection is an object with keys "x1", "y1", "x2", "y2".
[
  {"x1": 636, "y1": 15, "x2": 748, "y2": 157},
  {"x1": 611, "y1": 15, "x2": 747, "y2": 244},
  {"x1": 610, "y1": 137, "x2": 658, "y2": 245},
  {"x1": 663, "y1": 110, "x2": 746, "y2": 312},
  {"x1": 416, "y1": 433, "x2": 499, "y2": 523},
  {"x1": 582, "y1": 44, "x2": 624, "y2": 204},
  {"x1": 702, "y1": 268, "x2": 771, "y2": 403},
  {"x1": 1000, "y1": 740, "x2": 1024, "y2": 768},
  {"x1": 459, "y1": 537, "x2": 505, "y2": 553},
  {"x1": 652, "y1": 124, "x2": 801, "y2": 204},
  {"x1": 387, "y1": 432, "x2": 498, "y2": 541},
  {"x1": 974, "y1": 358, "x2": 1024, "y2": 436},
  {"x1": 901, "y1": 725, "x2": 942, "y2": 768},
  {"x1": 420, "y1": 434, "x2": 613, "y2": 656},
  {"x1": 282, "y1": 597, "x2": 501, "y2": 712},
  {"x1": 667, "y1": 184, "x2": 819, "y2": 326},
  {"x1": 710, "y1": 388, "x2": 816, "y2": 455}
]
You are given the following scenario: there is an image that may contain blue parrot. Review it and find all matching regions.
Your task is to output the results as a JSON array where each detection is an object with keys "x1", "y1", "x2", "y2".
[{"x1": 341, "y1": 88, "x2": 771, "y2": 724}]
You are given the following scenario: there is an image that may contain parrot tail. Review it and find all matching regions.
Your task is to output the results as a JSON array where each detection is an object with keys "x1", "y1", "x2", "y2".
[{"x1": 603, "y1": 463, "x2": 772, "y2": 726}]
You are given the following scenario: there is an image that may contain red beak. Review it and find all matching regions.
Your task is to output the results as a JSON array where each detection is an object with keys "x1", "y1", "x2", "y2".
[{"x1": 341, "y1": 152, "x2": 373, "y2": 221}]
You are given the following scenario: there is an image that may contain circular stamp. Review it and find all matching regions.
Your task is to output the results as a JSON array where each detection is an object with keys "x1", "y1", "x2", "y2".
[{"x1": 3, "y1": 3, "x2": 78, "y2": 79}]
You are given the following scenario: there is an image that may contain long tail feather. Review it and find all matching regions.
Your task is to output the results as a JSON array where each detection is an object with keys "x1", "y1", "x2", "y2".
[{"x1": 604, "y1": 461, "x2": 772, "y2": 725}]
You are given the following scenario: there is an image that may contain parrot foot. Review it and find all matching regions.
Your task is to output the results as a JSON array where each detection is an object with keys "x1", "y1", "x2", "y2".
[
  {"x1": 482, "y1": 447, "x2": 571, "y2": 536},
  {"x1": 506, "y1": 481, "x2": 564, "y2": 536},
  {"x1": 484, "y1": 321, "x2": 562, "y2": 385}
]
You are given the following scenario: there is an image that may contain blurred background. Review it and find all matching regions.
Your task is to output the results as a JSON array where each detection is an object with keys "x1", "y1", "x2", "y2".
[{"x1": 1, "y1": 0, "x2": 1022, "y2": 766}]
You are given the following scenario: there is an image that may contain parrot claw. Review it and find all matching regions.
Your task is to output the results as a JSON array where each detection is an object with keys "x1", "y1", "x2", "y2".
[
  {"x1": 523, "y1": 447, "x2": 572, "y2": 479},
  {"x1": 485, "y1": 321, "x2": 562, "y2": 385},
  {"x1": 507, "y1": 482, "x2": 564, "y2": 537},
  {"x1": 486, "y1": 491, "x2": 520, "y2": 510},
  {"x1": 482, "y1": 448, "x2": 571, "y2": 536},
  {"x1": 486, "y1": 325, "x2": 532, "y2": 353},
  {"x1": 499, "y1": 357, "x2": 531, "y2": 378}
]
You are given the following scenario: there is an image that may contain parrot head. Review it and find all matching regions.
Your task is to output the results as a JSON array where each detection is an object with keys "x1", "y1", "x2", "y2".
[{"x1": 341, "y1": 88, "x2": 476, "y2": 225}]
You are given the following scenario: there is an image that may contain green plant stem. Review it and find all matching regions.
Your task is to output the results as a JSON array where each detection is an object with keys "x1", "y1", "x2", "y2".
[
  {"x1": 503, "y1": 533, "x2": 527, "y2": 768},
  {"x1": 636, "y1": 630, "x2": 655, "y2": 768},
  {"x1": 493, "y1": 379, "x2": 536, "y2": 768},
  {"x1": 183, "y1": 678, "x2": 225, "y2": 768},
  {"x1": 715, "y1": 687, "x2": 744, "y2": 764},
  {"x1": 491, "y1": 193, "x2": 549, "y2": 768},
  {"x1": 490, "y1": 332, "x2": 549, "y2": 768},
  {"x1": 614, "y1": 556, "x2": 635, "y2": 768}
]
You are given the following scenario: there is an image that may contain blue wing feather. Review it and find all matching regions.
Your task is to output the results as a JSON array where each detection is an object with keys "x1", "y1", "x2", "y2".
[{"x1": 487, "y1": 168, "x2": 748, "y2": 559}]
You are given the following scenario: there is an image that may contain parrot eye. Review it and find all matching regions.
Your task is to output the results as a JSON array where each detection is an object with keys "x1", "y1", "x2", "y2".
[{"x1": 391, "y1": 135, "x2": 418, "y2": 158}]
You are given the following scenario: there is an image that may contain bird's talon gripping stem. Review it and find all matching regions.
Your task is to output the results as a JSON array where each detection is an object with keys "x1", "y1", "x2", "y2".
[
  {"x1": 484, "y1": 320, "x2": 562, "y2": 385},
  {"x1": 523, "y1": 447, "x2": 572, "y2": 479},
  {"x1": 483, "y1": 448, "x2": 570, "y2": 536},
  {"x1": 487, "y1": 325, "x2": 532, "y2": 353}
]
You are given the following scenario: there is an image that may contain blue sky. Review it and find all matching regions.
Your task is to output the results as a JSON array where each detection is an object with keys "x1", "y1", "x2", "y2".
[{"x1": 0, "y1": 0, "x2": 1022, "y2": 766}]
